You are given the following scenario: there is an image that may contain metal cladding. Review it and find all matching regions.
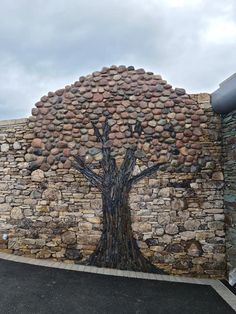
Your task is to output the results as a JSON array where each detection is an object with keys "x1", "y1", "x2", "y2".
[{"x1": 212, "y1": 73, "x2": 236, "y2": 114}]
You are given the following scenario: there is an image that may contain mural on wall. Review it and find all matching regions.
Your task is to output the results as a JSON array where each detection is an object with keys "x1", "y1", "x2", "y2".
[
  {"x1": 73, "y1": 117, "x2": 167, "y2": 272},
  {"x1": 0, "y1": 65, "x2": 225, "y2": 277}
]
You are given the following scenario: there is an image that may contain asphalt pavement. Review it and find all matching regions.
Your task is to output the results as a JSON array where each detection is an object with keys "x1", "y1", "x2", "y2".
[{"x1": 0, "y1": 258, "x2": 235, "y2": 314}]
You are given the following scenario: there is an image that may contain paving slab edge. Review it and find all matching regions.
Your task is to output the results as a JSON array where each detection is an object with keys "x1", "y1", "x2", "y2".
[{"x1": 0, "y1": 252, "x2": 235, "y2": 311}]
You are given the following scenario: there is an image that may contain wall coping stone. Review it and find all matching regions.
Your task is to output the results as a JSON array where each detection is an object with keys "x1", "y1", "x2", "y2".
[{"x1": 0, "y1": 118, "x2": 28, "y2": 127}]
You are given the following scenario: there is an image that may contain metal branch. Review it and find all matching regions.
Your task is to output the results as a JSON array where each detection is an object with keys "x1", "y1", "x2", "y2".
[
  {"x1": 92, "y1": 122, "x2": 103, "y2": 143},
  {"x1": 91, "y1": 118, "x2": 117, "y2": 178},
  {"x1": 102, "y1": 117, "x2": 110, "y2": 142},
  {"x1": 119, "y1": 147, "x2": 137, "y2": 185},
  {"x1": 134, "y1": 120, "x2": 142, "y2": 136},
  {"x1": 73, "y1": 156, "x2": 103, "y2": 191}
]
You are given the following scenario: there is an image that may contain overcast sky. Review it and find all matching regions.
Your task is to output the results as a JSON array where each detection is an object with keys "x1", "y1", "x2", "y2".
[{"x1": 0, "y1": 0, "x2": 236, "y2": 119}]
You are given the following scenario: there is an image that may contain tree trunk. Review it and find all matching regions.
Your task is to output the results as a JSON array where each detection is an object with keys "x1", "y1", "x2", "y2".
[
  {"x1": 73, "y1": 119, "x2": 166, "y2": 274},
  {"x1": 87, "y1": 187, "x2": 163, "y2": 273}
]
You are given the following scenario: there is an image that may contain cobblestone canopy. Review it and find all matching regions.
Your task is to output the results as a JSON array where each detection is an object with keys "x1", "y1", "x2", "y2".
[{"x1": 0, "y1": 65, "x2": 225, "y2": 277}]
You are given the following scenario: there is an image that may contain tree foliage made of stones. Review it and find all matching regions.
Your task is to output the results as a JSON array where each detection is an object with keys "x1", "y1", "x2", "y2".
[{"x1": 26, "y1": 65, "x2": 206, "y2": 173}]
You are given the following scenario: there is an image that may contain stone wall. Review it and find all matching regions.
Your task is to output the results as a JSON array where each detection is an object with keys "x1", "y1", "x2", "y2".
[
  {"x1": 222, "y1": 110, "x2": 236, "y2": 281},
  {"x1": 0, "y1": 66, "x2": 225, "y2": 278}
]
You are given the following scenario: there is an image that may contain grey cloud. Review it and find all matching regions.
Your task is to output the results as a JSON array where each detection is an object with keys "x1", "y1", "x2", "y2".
[{"x1": 0, "y1": 0, "x2": 236, "y2": 118}]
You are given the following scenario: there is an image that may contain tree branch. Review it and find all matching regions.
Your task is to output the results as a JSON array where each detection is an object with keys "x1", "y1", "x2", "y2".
[
  {"x1": 102, "y1": 117, "x2": 110, "y2": 142},
  {"x1": 134, "y1": 120, "x2": 142, "y2": 136},
  {"x1": 118, "y1": 147, "x2": 137, "y2": 185},
  {"x1": 129, "y1": 163, "x2": 164, "y2": 186},
  {"x1": 91, "y1": 122, "x2": 103, "y2": 143},
  {"x1": 92, "y1": 117, "x2": 110, "y2": 144},
  {"x1": 73, "y1": 155, "x2": 103, "y2": 191}
]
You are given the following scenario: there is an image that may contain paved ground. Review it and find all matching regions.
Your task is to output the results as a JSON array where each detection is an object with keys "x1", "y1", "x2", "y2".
[{"x1": 0, "y1": 259, "x2": 235, "y2": 314}]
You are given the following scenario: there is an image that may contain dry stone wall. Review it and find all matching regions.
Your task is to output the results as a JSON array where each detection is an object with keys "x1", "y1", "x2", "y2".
[
  {"x1": 222, "y1": 110, "x2": 236, "y2": 281},
  {"x1": 0, "y1": 66, "x2": 225, "y2": 277}
]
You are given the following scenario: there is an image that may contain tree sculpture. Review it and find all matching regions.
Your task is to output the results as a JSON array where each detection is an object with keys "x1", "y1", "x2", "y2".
[{"x1": 73, "y1": 117, "x2": 165, "y2": 273}]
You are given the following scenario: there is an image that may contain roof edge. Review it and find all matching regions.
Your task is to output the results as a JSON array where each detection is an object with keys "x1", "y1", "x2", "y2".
[{"x1": 212, "y1": 73, "x2": 236, "y2": 114}]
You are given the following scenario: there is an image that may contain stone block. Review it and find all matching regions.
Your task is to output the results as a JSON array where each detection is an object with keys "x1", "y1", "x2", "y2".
[
  {"x1": 198, "y1": 93, "x2": 210, "y2": 103},
  {"x1": 1, "y1": 144, "x2": 9, "y2": 152},
  {"x1": 180, "y1": 231, "x2": 196, "y2": 241},
  {"x1": 31, "y1": 169, "x2": 45, "y2": 182},
  {"x1": 165, "y1": 224, "x2": 179, "y2": 235},
  {"x1": 0, "y1": 203, "x2": 11, "y2": 212},
  {"x1": 61, "y1": 231, "x2": 77, "y2": 245},
  {"x1": 184, "y1": 220, "x2": 200, "y2": 231},
  {"x1": 11, "y1": 207, "x2": 23, "y2": 220},
  {"x1": 0, "y1": 66, "x2": 227, "y2": 278}
]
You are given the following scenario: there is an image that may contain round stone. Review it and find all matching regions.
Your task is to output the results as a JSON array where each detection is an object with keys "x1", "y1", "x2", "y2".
[
  {"x1": 175, "y1": 113, "x2": 185, "y2": 121},
  {"x1": 25, "y1": 153, "x2": 36, "y2": 162},
  {"x1": 1, "y1": 144, "x2": 9, "y2": 152},
  {"x1": 32, "y1": 108, "x2": 39, "y2": 115},
  {"x1": 155, "y1": 125, "x2": 164, "y2": 132},
  {"x1": 184, "y1": 220, "x2": 200, "y2": 231},
  {"x1": 186, "y1": 240, "x2": 203, "y2": 257},
  {"x1": 51, "y1": 148, "x2": 59, "y2": 155},
  {"x1": 31, "y1": 138, "x2": 43, "y2": 148},
  {"x1": 13, "y1": 142, "x2": 22, "y2": 150},
  {"x1": 31, "y1": 169, "x2": 45, "y2": 182},
  {"x1": 65, "y1": 111, "x2": 76, "y2": 119},
  {"x1": 57, "y1": 141, "x2": 68, "y2": 148},
  {"x1": 165, "y1": 224, "x2": 179, "y2": 235},
  {"x1": 47, "y1": 155, "x2": 55, "y2": 165},
  {"x1": 180, "y1": 147, "x2": 188, "y2": 156},
  {"x1": 11, "y1": 207, "x2": 24, "y2": 220},
  {"x1": 62, "y1": 231, "x2": 77, "y2": 244},
  {"x1": 184, "y1": 130, "x2": 192, "y2": 137},
  {"x1": 113, "y1": 74, "x2": 121, "y2": 81},
  {"x1": 64, "y1": 160, "x2": 72, "y2": 169},
  {"x1": 148, "y1": 120, "x2": 157, "y2": 127},
  {"x1": 63, "y1": 124, "x2": 73, "y2": 131},
  {"x1": 158, "y1": 213, "x2": 170, "y2": 225},
  {"x1": 157, "y1": 119, "x2": 166, "y2": 126},
  {"x1": 144, "y1": 127, "x2": 154, "y2": 134},
  {"x1": 175, "y1": 88, "x2": 185, "y2": 95},
  {"x1": 42, "y1": 188, "x2": 61, "y2": 201}
]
